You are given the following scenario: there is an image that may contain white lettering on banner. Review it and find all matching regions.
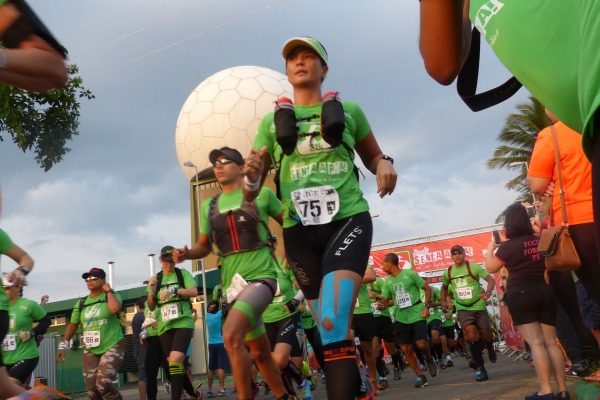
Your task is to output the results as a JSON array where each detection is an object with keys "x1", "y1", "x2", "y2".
[
  {"x1": 473, "y1": 0, "x2": 505, "y2": 37},
  {"x1": 413, "y1": 247, "x2": 443, "y2": 265}
]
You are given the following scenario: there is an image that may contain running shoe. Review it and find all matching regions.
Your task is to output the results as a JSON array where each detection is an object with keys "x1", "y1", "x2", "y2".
[
  {"x1": 427, "y1": 359, "x2": 438, "y2": 377},
  {"x1": 488, "y1": 349, "x2": 497, "y2": 363},
  {"x1": 217, "y1": 390, "x2": 233, "y2": 396},
  {"x1": 555, "y1": 391, "x2": 571, "y2": 399},
  {"x1": 475, "y1": 369, "x2": 489, "y2": 382},
  {"x1": 321, "y1": 373, "x2": 326, "y2": 384},
  {"x1": 377, "y1": 378, "x2": 389, "y2": 390},
  {"x1": 195, "y1": 383, "x2": 203, "y2": 400},
  {"x1": 309, "y1": 374, "x2": 317, "y2": 391},
  {"x1": 468, "y1": 359, "x2": 478, "y2": 370},
  {"x1": 420, "y1": 363, "x2": 427, "y2": 371},
  {"x1": 207, "y1": 392, "x2": 214, "y2": 398},
  {"x1": 356, "y1": 377, "x2": 375, "y2": 400},
  {"x1": 393, "y1": 367, "x2": 402, "y2": 380},
  {"x1": 524, "y1": 392, "x2": 554, "y2": 400},
  {"x1": 446, "y1": 358, "x2": 454, "y2": 368},
  {"x1": 164, "y1": 381, "x2": 171, "y2": 394},
  {"x1": 414, "y1": 374, "x2": 428, "y2": 388}
]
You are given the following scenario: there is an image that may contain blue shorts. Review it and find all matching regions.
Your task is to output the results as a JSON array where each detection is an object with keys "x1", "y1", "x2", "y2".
[
  {"x1": 208, "y1": 343, "x2": 230, "y2": 371},
  {"x1": 136, "y1": 353, "x2": 147, "y2": 382}
]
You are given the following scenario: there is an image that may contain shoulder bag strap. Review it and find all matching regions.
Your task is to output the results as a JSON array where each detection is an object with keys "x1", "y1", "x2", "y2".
[{"x1": 549, "y1": 123, "x2": 569, "y2": 229}]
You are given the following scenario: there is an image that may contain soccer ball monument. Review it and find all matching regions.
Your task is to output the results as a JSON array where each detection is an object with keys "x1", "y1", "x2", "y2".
[{"x1": 175, "y1": 65, "x2": 293, "y2": 181}]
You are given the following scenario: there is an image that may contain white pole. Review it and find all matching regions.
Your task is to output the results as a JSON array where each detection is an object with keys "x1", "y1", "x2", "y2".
[
  {"x1": 107, "y1": 261, "x2": 115, "y2": 287},
  {"x1": 148, "y1": 253, "x2": 156, "y2": 277},
  {"x1": 193, "y1": 168, "x2": 210, "y2": 370}
]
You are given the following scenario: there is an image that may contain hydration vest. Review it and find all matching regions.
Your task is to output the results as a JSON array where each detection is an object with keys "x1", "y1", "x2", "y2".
[{"x1": 208, "y1": 192, "x2": 275, "y2": 256}]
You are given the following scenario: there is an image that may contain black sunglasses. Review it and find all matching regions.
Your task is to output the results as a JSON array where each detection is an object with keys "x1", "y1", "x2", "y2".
[
  {"x1": 212, "y1": 158, "x2": 235, "y2": 168},
  {"x1": 85, "y1": 276, "x2": 100, "y2": 282}
]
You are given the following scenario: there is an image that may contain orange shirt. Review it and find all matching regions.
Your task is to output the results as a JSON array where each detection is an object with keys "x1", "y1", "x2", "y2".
[{"x1": 528, "y1": 122, "x2": 593, "y2": 226}]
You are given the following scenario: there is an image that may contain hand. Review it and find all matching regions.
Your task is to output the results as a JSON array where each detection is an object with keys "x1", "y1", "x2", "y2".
[
  {"x1": 40, "y1": 295, "x2": 49, "y2": 305},
  {"x1": 480, "y1": 292, "x2": 491, "y2": 301},
  {"x1": 56, "y1": 349, "x2": 66, "y2": 363},
  {"x1": 148, "y1": 276, "x2": 157, "y2": 291},
  {"x1": 376, "y1": 301, "x2": 385, "y2": 311},
  {"x1": 151, "y1": 321, "x2": 158, "y2": 329},
  {"x1": 284, "y1": 298, "x2": 301, "y2": 313},
  {"x1": 376, "y1": 158, "x2": 397, "y2": 198},
  {"x1": 160, "y1": 288, "x2": 176, "y2": 302},
  {"x1": 244, "y1": 146, "x2": 266, "y2": 184},
  {"x1": 543, "y1": 181, "x2": 555, "y2": 197},
  {"x1": 172, "y1": 247, "x2": 188, "y2": 263},
  {"x1": 421, "y1": 306, "x2": 430, "y2": 319},
  {"x1": 7, "y1": 268, "x2": 26, "y2": 286},
  {"x1": 19, "y1": 330, "x2": 33, "y2": 342},
  {"x1": 102, "y1": 284, "x2": 112, "y2": 293}
]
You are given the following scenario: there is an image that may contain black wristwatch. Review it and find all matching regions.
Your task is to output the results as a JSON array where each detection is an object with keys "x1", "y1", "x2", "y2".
[
  {"x1": 380, "y1": 155, "x2": 394, "y2": 165},
  {"x1": 106, "y1": 289, "x2": 115, "y2": 294}
]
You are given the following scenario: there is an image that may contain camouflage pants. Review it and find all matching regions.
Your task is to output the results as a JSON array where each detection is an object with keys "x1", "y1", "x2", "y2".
[{"x1": 82, "y1": 340, "x2": 124, "y2": 400}]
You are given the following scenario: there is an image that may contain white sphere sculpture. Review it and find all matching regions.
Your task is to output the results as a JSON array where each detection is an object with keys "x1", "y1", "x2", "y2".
[{"x1": 175, "y1": 66, "x2": 293, "y2": 181}]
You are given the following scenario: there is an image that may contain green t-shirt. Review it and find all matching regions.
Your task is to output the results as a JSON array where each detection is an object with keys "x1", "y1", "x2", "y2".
[
  {"x1": 421, "y1": 286, "x2": 442, "y2": 323},
  {"x1": 442, "y1": 262, "x2": 489, "y2": 311},
  {"x1": 2, "y1": 298, "x2": 47, "y2": 364},
  {"x1": 253, "y1": 101, "x2": 371, "y2": 228},
  {"x1": 201, "y1": 187, "x2": 282, "y2": 290},
  {"x1": 146, "y1": 268, "x2": 196, "y2": 335},
  {"x1": 70, "y1": 292, "x2": 124, "y2": 355},
  {"x1": 382, "y1": 270, "x2": 426, "y2": 324},
  {"x1": 469, "y1": 1, "x2": 600, "y2": 158},
  {"x1": 0, "y1": 229, "x2": 15, "y2": 312},
  {"x1": 370, "y1": 277, "x2": 390, "y2": 318},
  {"x1": 354, "y1": 266, "x2": 374, "y2": 315},
  {"x1": 263, "y1": 267, "x2": 297, "y2": 323}
]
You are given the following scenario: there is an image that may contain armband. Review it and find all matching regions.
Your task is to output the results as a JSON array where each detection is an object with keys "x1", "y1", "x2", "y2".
[
  {"x1": 17, "y1": 265, "x2": 30, "y2": 275},
  {"x1": 243, "y1": 175, "x2": 261, "y2": 192},
  {"x1": 58, "y1": 341, "x2": 68, "y2": 350}
]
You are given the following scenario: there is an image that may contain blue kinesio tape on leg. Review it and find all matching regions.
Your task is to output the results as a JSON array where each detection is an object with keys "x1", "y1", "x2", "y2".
[{"x1": 318, "y1": 272, "x2": 354, "y2": 345}]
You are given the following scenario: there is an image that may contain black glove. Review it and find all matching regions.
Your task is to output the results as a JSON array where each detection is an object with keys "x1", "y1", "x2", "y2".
[{"x1": 284, "y1": 298, "x2": 301, "y2": 313}]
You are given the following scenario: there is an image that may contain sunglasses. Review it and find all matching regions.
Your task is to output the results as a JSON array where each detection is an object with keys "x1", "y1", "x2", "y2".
[
  {"x1": 3, "y1": 285, "x2": 11, "y2": 290},
  {"x1": 85, "y1": 276, "x2": 100, "y2": 282},
  {"x1": 212, "y1": 158, "x2": 235, "y2": 168},
  {"x1": 451, "y1": 251, "x2": 464, "y2": 256}
]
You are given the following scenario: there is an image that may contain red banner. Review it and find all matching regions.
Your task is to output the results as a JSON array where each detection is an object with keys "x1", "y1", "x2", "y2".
[{"x1": 369, "y1": 231, "x2": 493, "y2": 273}]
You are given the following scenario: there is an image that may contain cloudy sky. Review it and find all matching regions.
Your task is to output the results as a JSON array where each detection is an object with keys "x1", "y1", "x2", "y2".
[{"x1": 0, "y1": 0, "x2": 530, "y2": 303}]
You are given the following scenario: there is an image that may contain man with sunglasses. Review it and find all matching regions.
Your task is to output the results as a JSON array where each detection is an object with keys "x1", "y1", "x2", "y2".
[
  {"x1": 173, "y1": 146, "x2": 292, "y2": 400},
  {"x1": 441, "y1": 245, "x2": 496, "y2": 383},
  {"x1": 56, "y1": 268, "x2": 124, "y2": 400}
]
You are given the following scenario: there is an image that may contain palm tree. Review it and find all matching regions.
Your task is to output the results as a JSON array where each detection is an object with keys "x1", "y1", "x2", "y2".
[{"x1": 487, "y1": 96, "x2": 551, "y2": 221}]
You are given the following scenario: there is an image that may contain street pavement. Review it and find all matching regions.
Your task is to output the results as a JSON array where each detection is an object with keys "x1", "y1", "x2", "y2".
[{"x1": 116, "y1": 351, "x2": 584, "y2": 400}]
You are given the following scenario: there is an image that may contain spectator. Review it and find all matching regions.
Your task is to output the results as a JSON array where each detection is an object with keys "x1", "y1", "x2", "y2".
[
  {"x1": 205, "y1": 300, "x2": 232, "y2": 398},
  {"x1": 131, "y1": 297, "x2": 147, "y2": 400}
]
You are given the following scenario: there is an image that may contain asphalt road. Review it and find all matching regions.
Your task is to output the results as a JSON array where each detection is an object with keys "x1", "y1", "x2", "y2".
[{"x1": 117, "y1": 350, "x2": 581, "y2": 400}]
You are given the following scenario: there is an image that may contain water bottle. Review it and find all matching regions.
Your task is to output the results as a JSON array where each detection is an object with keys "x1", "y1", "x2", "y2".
[{"x1": 274, "y1": 97, "x2": 297, "y2": 155}]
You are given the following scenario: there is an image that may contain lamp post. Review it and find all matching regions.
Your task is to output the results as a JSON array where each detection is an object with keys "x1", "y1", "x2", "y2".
[{"x1": 183, "y1": 160, "x2": 209, "y2": 370}]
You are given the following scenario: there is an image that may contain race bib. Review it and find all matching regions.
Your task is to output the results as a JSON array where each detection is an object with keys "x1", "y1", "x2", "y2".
[
  {"x1": 457, "y1": 287, "x2": 473, "y2": 300},
  {"x1": 355, "y1": 297, "x2": 360, "y2": 308},
  {"x1": 291, "y1": 185, "x2": 339, "y2": 226},
  {"x1": 429, "y1": 307, "x2": 435, "y2": 315},
  {"x1": 396, "y1": 292, "x2": 412, "y2": 309},
  {"x1": 82, "y1": 331, "x2": 101, "y2": 348},
  {"x1": 371, "y1": 302, "x2": 381, "y2": 315},
  {"x1": 161, "y1": 304, "x2": 179, "y2": 321},
  {"x1": 1, "y1": 334, "x2": 16, "y2": 351},
  {"x1": 441, "y1": 314, "x2": 446, "y2": 323}
]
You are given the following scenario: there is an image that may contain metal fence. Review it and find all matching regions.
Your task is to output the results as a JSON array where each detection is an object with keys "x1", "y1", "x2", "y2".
[{"x1": 34, "y1": 334, "x2": 58, "y2": 389}]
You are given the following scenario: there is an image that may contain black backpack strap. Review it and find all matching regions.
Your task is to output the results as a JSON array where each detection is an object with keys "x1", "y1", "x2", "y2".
[
  {"x1": 207, "y1": 192, "x2": 222, "y2": 253},
  {"x1": 175, "y1": 267, "x2": 185, "y2": 289},
  {"x1": 156, "y1": 271, "x2": 164, "y2": 295},
  {"x1": 78, "y1": 296, "x2": 87, "y2": 311},
  {"x1": 457, "y1": 27, "x2": 522, "y2": 112}
]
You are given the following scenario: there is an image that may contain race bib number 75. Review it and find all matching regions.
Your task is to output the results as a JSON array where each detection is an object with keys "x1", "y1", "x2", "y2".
[{"x1": 291, "y1": 185, "x2": 339, "y2": 226}]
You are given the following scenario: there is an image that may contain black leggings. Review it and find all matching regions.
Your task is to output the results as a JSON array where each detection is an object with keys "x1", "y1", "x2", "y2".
[
  {"x1": 145, "y1": 335, "x2": 170, "y2": 400},
  {"x1": 569, "y1": 223, "x2": 600, "y2": 305},
  {"x1": 548, "y1": 270, "x2": 599, "y2": 363}
]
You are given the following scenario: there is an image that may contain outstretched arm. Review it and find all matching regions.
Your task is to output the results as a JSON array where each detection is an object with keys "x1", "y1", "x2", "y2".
[
  {"x1": 0, "y1": 2, "x2": 68, "y2": 91},
  {"x1": 419, "y1": 0, "x2": 471, "y2": 85},
  {"x1": 355, "y1": 131, "x2": 397, "y2": 198}
]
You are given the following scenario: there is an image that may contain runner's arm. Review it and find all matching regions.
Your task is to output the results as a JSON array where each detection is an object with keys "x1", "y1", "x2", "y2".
[
  {"x1": 355, "y1": 131, "x2": 397, "y2": 198},
  {"x1": 419, "y1": 0, "x2": 471, "y2": 85},
  {"x1": 363, "y1": 267, "x2": 376, "y2": 283}
]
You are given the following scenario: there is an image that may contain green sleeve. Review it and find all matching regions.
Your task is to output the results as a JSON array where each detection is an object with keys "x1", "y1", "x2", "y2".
[
  {"x1": 70, "y1": 299, "x2": 82, "y2": 324},
  {"x1": 253, "y1": 113, "x2": 275, "y2": 153},
  {"x1": 182, "y1": 269, "x2": 196, "y2": 289},
  {"x1": 264, "y1": 187, "x2": 283, "y2": 218},
  {"x1": 0, "y1": 229, "x2": 14, "y2": 254},
  {"x1": 31, "y1": 301, "x2": 47, "y2": 321}
]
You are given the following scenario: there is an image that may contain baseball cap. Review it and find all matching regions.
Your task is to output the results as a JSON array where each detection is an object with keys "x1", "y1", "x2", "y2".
[
  {"x1": 82, "y1": 267, "x2": 106, "y2": 280},
  {"x1": 450, "y1": 245, "x2": 465, "y2": 254},
  {"x1": 208, "y1": 147, "x2": 244, "y2": 167},
  {"x1": 281, "y1": 36, "x2": 328, "y2": 65},
  {"x1": 160, "y1": 245, "x2": 175, "y2": 262}
]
